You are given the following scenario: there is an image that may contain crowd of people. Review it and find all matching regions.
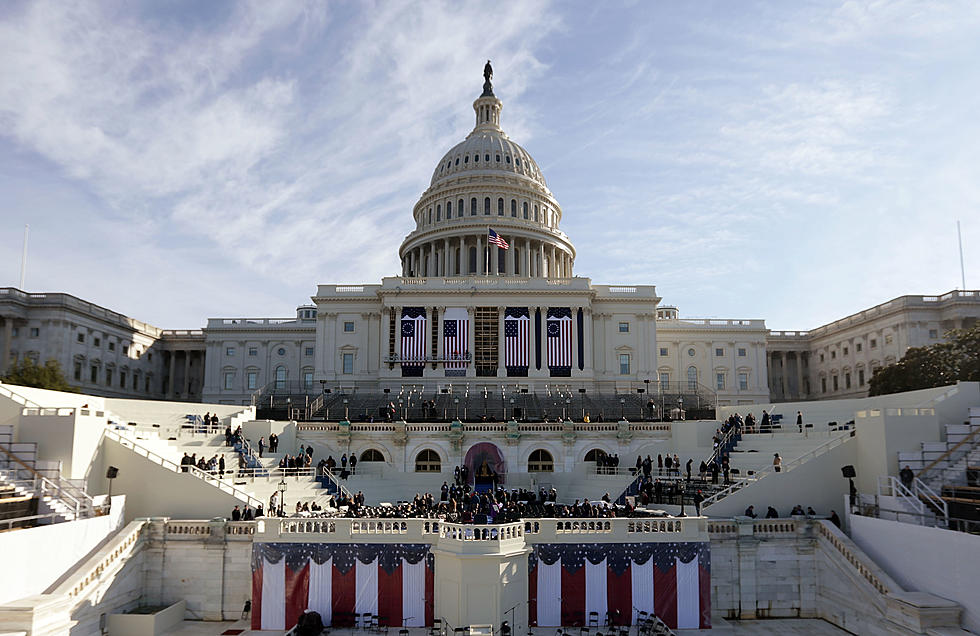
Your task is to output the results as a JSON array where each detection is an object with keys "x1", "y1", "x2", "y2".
[{"x1": 263, "y1": 482, "x2": 663, "y2": 523}]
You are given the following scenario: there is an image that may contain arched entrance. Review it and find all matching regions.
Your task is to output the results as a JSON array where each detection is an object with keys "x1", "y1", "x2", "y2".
[{"x1": 464, "y1": 442, "x2": 506, "y2": 492}]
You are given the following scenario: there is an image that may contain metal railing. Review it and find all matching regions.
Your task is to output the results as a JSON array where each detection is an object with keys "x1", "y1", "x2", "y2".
[
  {"x1": 104, "y1": 429, "x2": 263, "y2": 508},
  {"x1": 0, "y1": 511, "x2": 69, "y2": 531},
  {"x1": 0, "y1": 443, "x2": 96, "y2": 520},
  {"x1": 916, "y1": 424, "x2": 980, "y2": 484},
  {"x1": 876, "y1": 475, "x2": 949, "y2": 528}
]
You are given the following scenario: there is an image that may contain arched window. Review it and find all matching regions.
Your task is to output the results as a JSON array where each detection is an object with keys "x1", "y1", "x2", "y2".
[
  {"x1": 415, "y1": 449, "x2": 441, "y2": 472},
  {"x1": 446, "y1": 201, "x2": 451, "y2": 219},
  {"x1": 484, "y1": 197, "x2": 491, "y2": 215},
  {"x1": 436, "y1": 204, "x2": 441, "y2": 221},
  {"x1": 584, "y1": 448, "x2": 607, "y2": 463},
  {"x1": 687, "y1": 366, "x2": 698, "y2": 391},
  {"x1": 513, "y1": 248, "x2": 520, "y2": 276},
  {"x1": 471, "y1": 198, "x2": 478, "y2": 216},
  {"x1": 523, "y1": 202, "x2": 529, "y2": 219},
  {"x1": 275, "y1": 366, "x2": 287, "y2": 390},
  {"x1": 534, "y1": 205, "x2": 539, "y2": 222},
  {"x1": 528, "y1": 449, "x2": 554, "y2": 472},
  {"x1": 497, "y1": 198, "x2": 504, "y2": 215},
  {"x1": 427, "y1": 208, "x2": 432, "y2": 224},
  {"x1": 359, "y1": 449, "x2": 385, "y2": 462},
  {"x1": 511, "y1": 199, "x2": 517, "y2": 217},
  {"x1": 469, "y1": 246, "x2": 478, "y2": 273},
  {"x1": 458, "y1": 199, "x2": 464, "y2": 217}
]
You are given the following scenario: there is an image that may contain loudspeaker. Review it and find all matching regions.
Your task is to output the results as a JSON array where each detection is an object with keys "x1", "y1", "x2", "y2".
[
  {"x1": 106, "y1": 466, "x2": 119, "y2": 479},
  {"x1": 841, "y1": 465, "x2": 856, "y2": 479}
]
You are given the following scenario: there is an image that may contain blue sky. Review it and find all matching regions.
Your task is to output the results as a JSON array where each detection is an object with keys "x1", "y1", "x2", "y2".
[{"x1": 1, "y1": 1, "x2": 978, "y2": 330}]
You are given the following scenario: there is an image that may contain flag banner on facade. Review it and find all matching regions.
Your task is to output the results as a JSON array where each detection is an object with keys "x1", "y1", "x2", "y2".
[
  {"x1": 401, "y1": 307, "x2": 426, "y2": 377},
  {"x1": 443, "y1": 308, "x2": 469, "y2": 377},
  {"x1": 488, "y1": 228, "x2": 509, "y2": 249},
  {"x1": 505, "y1": 307, "x2": 530, "y2": 376},
  {"x1": 251, "y1": 543, "x2": 435, "y2": 631},
  {"x1": 547, "y1": 307, "x2": 572, "y2": 376},
  {"x1": 528, "y1": 542, "x2": 710, "y2": 630}
]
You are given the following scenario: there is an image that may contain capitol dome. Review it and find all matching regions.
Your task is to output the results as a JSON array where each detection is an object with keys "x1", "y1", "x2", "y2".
[
  {"x1": 399, "y1": 66, "x2": 575, "y2": 279},
  {"x1": 429, "y1": 127, "x2": 548, "y2": 190}
]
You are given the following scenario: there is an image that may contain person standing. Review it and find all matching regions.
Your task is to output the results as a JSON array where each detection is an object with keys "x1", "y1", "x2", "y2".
[
  {"x1": 693, "y1": 490, "x2": 704, "y2": 516},
  {"x1": 349, "y1": 453, "x2": 358, "y2": 475},
  {"x1": 656, "y1": 453, "x2": 663, "y2": 476},
  {"x1": 258, "y1": 437, "x2": 265, "y2": 458},
  {"x1": 231, "y1": 505, "x2": 241, "y2": 521},
  {"x1": 899, "y1": 465, "x2": 915, "y2": 490},
  {"x1": 685, "y1": 458, "x2": 693, "y2": 482},
  {"x1": 797, "y1": 410, "x2": 804, "y2": 433},
  {"x1": 664, "y1": 454, "x2": 672, "y2": 476},
  {"x1": 218, "y1": 454, "x2": 225, "y2": 476},
  {"x1": 673, "y1": 454, "x2": 681, "y2": 477},
  {"x1": 773, "y1": 453, "x2": 782, "y2": 473},
  {"x1": 341, "y1": 453, "x2": 348, "y2": 470}
]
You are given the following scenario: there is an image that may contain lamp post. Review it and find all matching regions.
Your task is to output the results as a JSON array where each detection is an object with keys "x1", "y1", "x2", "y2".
[
  {"x1": 343, "y1": 398, "x2": 349, "y2": 420},
  {"x1": 399, "y1": 399, "x2": 404, "y2": 420},
  {"x1": 286, "y1": 396, "x2": 291, "y2": 421},
  {"x1": 509, "y1": 398, "x2": 515, "y2": 421},
  {"x1": 677, "y1": 397, "x2": 683, "y2": 421},
  {"x1": 454, "y1": 397, "x2": 460, "y2": 419},
  {"x1": 620, "y1": 397, "x2": 625, "y2": 419},
  {"x1": 277, "y1": 478, "x2": 287, "y2": 517}
]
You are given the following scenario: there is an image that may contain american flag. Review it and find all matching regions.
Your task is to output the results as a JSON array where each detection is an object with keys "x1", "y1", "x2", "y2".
[
  {"x1": 488, "y1": 228, "x2": 509, "y2": 249},
  {"x1": 400, "y1": 307, "x2": 426, "y2": 365},
  {"x1": 505, "y1": 307, "x2": 529, "y2": 373},
  {"x1": 547, "y1": 307, "x2": 572, "y2": 372},
  {"x1": 443, "y1": 308, "x2": 469, "y2": 375}
]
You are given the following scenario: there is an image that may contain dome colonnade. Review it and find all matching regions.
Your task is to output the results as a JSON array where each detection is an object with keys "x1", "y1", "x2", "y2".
[{"x1": 399, "y1": 79, "x2": 575, "y2": 279}]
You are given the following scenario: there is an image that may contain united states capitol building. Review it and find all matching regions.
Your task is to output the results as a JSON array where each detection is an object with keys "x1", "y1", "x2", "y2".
[
  {"x1": 0, "y1": 71, "x2": 977, "y2": 414},
  {"x1": 1, "y1": 69, "x2": 980, "y2": 636}
]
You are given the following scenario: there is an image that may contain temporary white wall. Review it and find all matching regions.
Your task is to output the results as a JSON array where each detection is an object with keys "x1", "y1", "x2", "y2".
[
  {"x1": 0, "y1": 495, "x2": 125, "y2": 605},
  {"x1": 849, "y1": 514, "x2": 980, "y2": 633},
  {"x1": 88, "y1": 435, "x2": 246, "y2": 521},
  {"x1": 704, "y1": 437, "x2": 858, "y2": 518}
]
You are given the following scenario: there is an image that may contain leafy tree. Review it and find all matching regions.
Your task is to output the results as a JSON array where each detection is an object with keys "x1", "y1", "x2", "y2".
[
  {"x1": 869, "y1": 325, "x2": 980, "y2": 396},
  {"x1": 0, "y1": 358, "x2": 77, "y2": 392}
]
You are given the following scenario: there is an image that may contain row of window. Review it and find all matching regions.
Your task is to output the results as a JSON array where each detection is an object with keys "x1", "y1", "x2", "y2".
[
  {"x1": 73, "y1": 360, "x2": 151, "y2": 392},
  {"x1": 72, "y1": 331, "x2": 144, "y2": 358},
  {"x1": 222, "y1": 354, "x2": 356, "y2": 392},
  {"x1": 421, "y1": 197, "x2": 556, "y2": 228},
  {"x1": 656, "y1": 369, "x2": 750, "y2": 392},
  {"x1": 9, "y1": 327, "x2": 40, "y2": 338},
  {"x1": 226, "y1": 345, "x2": 322, "y2": 357},
  {"x1": 438, "y1": 150, "x2": 539, "y2": 181},
  {"x1": 817, "y1": 334, "x2": 901, "y2": 363},
  {"x1": 343, "y1": 448, "x2": 556, "y2": 473},
  {"x1": 658, "y1": 346, "x2": 748, "y2": 357},
  {"x1": 821, "y1": 368, "x2": 867, "y2": 393}
]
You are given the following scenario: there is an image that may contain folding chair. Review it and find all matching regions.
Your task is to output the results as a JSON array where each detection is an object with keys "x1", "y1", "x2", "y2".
[{"x1": 588, "y1": 611, "x2": 600, "y2": 628}]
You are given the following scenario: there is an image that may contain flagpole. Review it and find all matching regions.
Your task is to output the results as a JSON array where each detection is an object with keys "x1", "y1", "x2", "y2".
[{"x1": 486, "y1": 226, "x2": 490, "y2": 276}]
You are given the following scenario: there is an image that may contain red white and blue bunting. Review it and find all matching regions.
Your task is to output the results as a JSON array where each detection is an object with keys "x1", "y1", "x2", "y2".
[
  {"x1": 528, "y1": 542, "x2": 710, "y2": 630},
  {"x1": 251, "y1": 543, "x2": 434, "y2": 631}
]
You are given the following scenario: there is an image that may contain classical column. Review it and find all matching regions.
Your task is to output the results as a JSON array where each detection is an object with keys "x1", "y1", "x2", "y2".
[
  {"x1": 583, "y1": 308, "x2": 593, "y2": 375},
  {"x1": 796, "y1": 353, "x2": 805, "y2": 399},
  {"x1": 507, "y1": 238, "x2": 516, "y2": 275},
  {"x1": 427, "y1": 243, "x2": 435, "y2": 277},
  {"x1": 476, "y1": 234, "x2": 484, "y2": 274},
  {"x1": 0, "y1": 319, "x2": 11, "y2": 375},
  {"x1": 182, "y1": 351, "x2": 191, "y2": 396},
  {"x1": 167, "y1": 351, "x2": 176, "y2": 398},
  {"x1": 497, "y1": 306, "x2": 506, "y2": 376}
]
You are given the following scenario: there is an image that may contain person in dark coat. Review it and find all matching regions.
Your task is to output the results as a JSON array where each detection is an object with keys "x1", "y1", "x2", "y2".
[
  {"x1": 693, "y1": 490, "x2": 704, "y2": 516},
  {"x1": 899, "y1": 465, "x2": 915, "y2": 490},
  {"x1": 231, "y1": 505, "x2": 241, "y2": 521},
  {"x1": 797, "y1": 410, "x2": 804, "y2": 433},
  {"x1": 349, "y1": 453, "x2": 357, "y2": 474}
]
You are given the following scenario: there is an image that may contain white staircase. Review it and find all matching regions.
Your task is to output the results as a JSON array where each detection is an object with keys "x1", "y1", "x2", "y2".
[{"x1": 898, "y1": 406, "x2": 980, "y2": 491}]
